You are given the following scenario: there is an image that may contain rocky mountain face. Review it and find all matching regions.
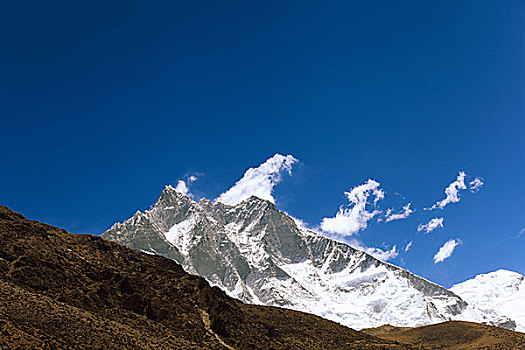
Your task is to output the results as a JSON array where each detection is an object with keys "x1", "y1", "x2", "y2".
[
  {"x1": 0, "y1": 204, "x2": 411, "y2": 350},
  {"x1": 102, "y1": 186, "x2": 516, "y2": 330},
  {"x1": 451, "y1": 269, "x2": 525, "y2": 332}
]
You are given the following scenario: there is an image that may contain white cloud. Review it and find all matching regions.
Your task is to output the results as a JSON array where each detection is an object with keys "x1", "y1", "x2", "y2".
[
  {"x1": 469, "y1": 177, "x2": 484, "y2": 193},
  {"x1": 418, "y1": 217, "x2": 444, "y2": 233},
  {"x1": 405, "y1": 241, "x2": 413, "y2": 252},
  {"x1": 345, "y1": 238, "x2": 398, "y2": 261},
  {"x1": 433, "y1": 238, "x2": 462, "y2": 263},
  {"x1": 175, "y1": 180, "x2": 192, "y2": 197},
  {"x1": 320, "y1": 179, "x2": 384, "y2": 237},
  {"x1": 385, "y1": 203, "x2": 413, "y2": 222},
  {"x1": 373, "y1": 189, "x2": 385, "y2": 204},
  {"x1": 518, "y1": 228, "x2": 525, "y2": 238},
  {"x1": 366, "y1": 245, "x2": 398, "y2": 261},
  {"x1": 215, "y1": 153, "x2": 298, "y2": 206},
  {"x1": 428, "y1": 172, "x2": 467, "y2": 210},
  {"x1": 174, "y1": 175, "x2": 199, "y2": 198}
]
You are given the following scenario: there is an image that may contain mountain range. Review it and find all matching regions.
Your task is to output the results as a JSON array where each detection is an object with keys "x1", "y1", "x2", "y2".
[
  {"x1": 102, "y1": 185, "x2": 521, "y2": 331},
  {"x1": 0, "y1": 204, "x2": 408, "y2": 349},
  {"x1": 2, "y1": 204, "x2": 525, "y2": 348}
]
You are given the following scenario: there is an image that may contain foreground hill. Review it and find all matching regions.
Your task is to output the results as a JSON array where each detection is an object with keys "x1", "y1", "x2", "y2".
[
  {"x1": 363, "y1": 321, "x2": 525, "y2": 349},
  {"x1": 0, "y1": 205, "x2": 408, "y2": 349},
  {"x1": 102, "y1": 186, "x2": 513, "y2": 330}
]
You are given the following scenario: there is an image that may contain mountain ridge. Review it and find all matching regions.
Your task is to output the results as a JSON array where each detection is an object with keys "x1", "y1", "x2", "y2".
[
  {"x1": 451, "y1": 269, "x2": 525, "y2": 332},
  {"x1": 2, "y1": 204, "x2": 525, "y2": 349},
  {"x1": 103, "y1": 186, "x2": 515, "y2": 330}
]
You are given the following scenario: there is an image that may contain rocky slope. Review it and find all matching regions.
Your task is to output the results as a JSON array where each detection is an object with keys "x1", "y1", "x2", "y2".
[
  {"x1": 451, "y1": 269, "x2": 525, "y2": 332},
  {"x1": 102, "y1": 186, "x2": 515, "y2": 330},
  {"x1": 0, "y1": 204, "x2": 410, "y2": 350}
]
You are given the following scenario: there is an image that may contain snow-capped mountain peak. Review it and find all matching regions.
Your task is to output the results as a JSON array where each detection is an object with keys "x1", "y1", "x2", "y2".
[
  {"x1": 102, "y1": 188, "x2": 516, "y2": 330},
  {"x1": 451, "y1": 269, "x2": 525, "y2": 332}
]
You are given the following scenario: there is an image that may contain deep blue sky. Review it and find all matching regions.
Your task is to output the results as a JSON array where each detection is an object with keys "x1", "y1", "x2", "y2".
[{"x1": 1, "y1": 0, "x2": 523, "y2": 287}]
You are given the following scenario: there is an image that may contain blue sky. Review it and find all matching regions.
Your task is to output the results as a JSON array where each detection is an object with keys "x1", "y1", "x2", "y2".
[{"x1": 1, "y1": 0, "x2": 523, "y2": 287}]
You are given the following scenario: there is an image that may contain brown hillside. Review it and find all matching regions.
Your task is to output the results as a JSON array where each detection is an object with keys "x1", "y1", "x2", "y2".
[
  {"x1": 367, "y1": 321, "x2": 525, "y2": 349},
  {"x1": 0, "y1": 205, "x2": 408, "y2": 350}
]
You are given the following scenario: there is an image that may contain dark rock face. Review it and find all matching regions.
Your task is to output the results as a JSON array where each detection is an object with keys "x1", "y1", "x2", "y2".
[
  {"x1": 102, "y1": 187, "x2": 514, "y2": 330},
  {"x1": 0, "y1": 204, "x2": 411, "y2": 350}
]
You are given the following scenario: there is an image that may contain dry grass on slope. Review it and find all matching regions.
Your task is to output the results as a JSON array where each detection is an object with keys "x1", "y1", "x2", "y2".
[
  {"x1": 0, "y1": 205, "x2": 408, "y2": 350},
  {"x1": 368, "y1": 321, "x2": 525, "y2": 350}
]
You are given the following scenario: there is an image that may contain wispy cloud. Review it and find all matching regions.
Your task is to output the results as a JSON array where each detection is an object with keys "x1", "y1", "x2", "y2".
[
  {"x1": 175, "y1": 180, "x2": 190, "y2": 196},
  {"x1": 385, "y1": 203, "x2": 413, "y2": 222},
  {"x1": 405, "y1": 241, "x2": 413, "y2": 252},
  {"x1": 518, "y1": 228, "x2": 525, "y2": 238},
  {"x1": 469, "y1": 177, "x2": 484, "y2": 193},
  {"x1": 366, "y1": 245, "x2": 398, "y2": 261},
  {"x1": 174, "y1": 175, "x2": 198, "y2": 198},
  {"x1": 427, "y1": 172, "x2": 467, "y2": 210},
  {"x1": 346, "y1": 238, "x2": 398, "y2": 261},
  {"x1": 320, "y1": 179, "x2": 383, "y2": 237},
  {"x1": 433, "y1": 238, "x2": 462, "y2": 263},
  {"x1": 418, "y1": 217, "x2": 444, "y2": 233},
  {"x1": 215, "y1": 153, "x2": 298, "y2": 206}
]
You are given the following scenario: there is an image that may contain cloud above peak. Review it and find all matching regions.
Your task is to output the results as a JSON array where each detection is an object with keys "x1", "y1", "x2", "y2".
[
  {"x1": 174, "y1": 175, "x2": 198, "y2": 198},
  {"x1": 345, "y1": 238, "x2": 398, "y2": 261},
  {"x1": 175, "y1": 180, "x2": 191, "y2": 197},
  {"x1": 215, "y1": 154, "x2": 298, "y2": 206},
  {"x1": 428, "y1": 172, "x2": 467, "y2": 210},
  {"x1": 433, "y1": 238, "x2": 462, "y2": 263},
  {"x1": 320, "y1": 179, "x2": 384, "y2": 237},
  {"x1": 366, "y1": 245, "x2": 399, "y2": 261}
]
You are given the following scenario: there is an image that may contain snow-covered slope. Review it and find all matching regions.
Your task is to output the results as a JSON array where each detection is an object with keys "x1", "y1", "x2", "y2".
[
  {"x1": 102, "y1": 186, "x2": 515, "y2": 330},
  {"x1": 451, "y1": 270, "x2": 525, "y2": 332}
]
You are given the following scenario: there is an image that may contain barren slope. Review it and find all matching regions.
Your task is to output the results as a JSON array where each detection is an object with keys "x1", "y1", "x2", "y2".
[
  {"x1": 0, "y1": 205, "x2": 407, "y2": 350},
  {"x1": 365, "y1": 321, "x2": 525, "y2": 349}
]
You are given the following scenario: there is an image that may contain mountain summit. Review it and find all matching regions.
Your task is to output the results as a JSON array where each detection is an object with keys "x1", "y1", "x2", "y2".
[
  {"x1": 103, "y1": 186, "x2": 515, "y2": 330},
  {"x1": 451, "y1": 269, "x2": 525, "y2": 332}
]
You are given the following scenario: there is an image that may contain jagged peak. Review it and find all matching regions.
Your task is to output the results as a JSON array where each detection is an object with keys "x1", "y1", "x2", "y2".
[
  {"x1": 245, "y1": 195, "x2": 273, "y2": 205},
  {"x1": 164, "y1": 184, "x2": 176, "y2": 191},
  {"x1": 162, "y1": 184, "x2": 186, "y2": 197},
  {"x1": 156, "y1": 185, "x2": 198, "y2": 206},
  {"x1": 106, "y1": 209, "x2": 145, "y2": 232},
  {"x1": 199, "y1": 198, "x2": 213, "y2": 205},
  {"x1": 214, "y1": 194, "x2": 271, "y2": 208}
]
